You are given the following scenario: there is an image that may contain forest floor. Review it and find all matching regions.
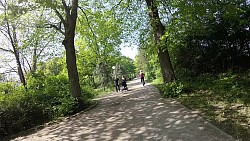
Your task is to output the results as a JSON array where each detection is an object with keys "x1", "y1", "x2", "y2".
[{"x1": 11, "y1": 79, "x2": 236, "y2": 141}]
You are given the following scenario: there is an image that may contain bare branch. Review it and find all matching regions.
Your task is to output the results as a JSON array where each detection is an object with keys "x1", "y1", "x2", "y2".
[
  {"x1": 2, "y1": 69, "x2": 17, "y2": 74},
  {"x1": 79, "y1": 6, "x2": 96, "y2": 38},
  {"x1": 20, "y1": 52, "x2": 32, "y2": 72},
  {"x1": 0, "y1": 28, "x2": 11, "y2": 41},
  {"x1": 0, "y1": 26, "x2": 8, "y2": 33},
  {"x1": 0, "y1": 47, "x2": 14, "y2": 53},
  {"x1": 41, "y1": 23, "x2": 65, "y2": 35},
  {"x1": 160, "y1": 1, "x2": 171, "y2": 22},
  {"x1": 37, "y1": 37, "x2": 53, "y2": 57},
  {"x1": 6, "y1": 63, "x2": 17, "y2": 74},
  {"x1": 54, "y1": 9, "x2": 66, "y2": 25},
  {"x1": 111, "y1": 0, "x2": 124, "y2": 10},
  {"x1": 0, "y1": 0, "x2": 6, "y2": 8},
  {"x1": 6, "y1": 21, "x2": 16, "y2": 51},
  {"x1": 50, "y1": 24, "x2": 65, "y2": 35}
]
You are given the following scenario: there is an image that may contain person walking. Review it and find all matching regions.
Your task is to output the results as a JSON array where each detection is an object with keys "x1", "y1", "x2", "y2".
[
  {"x1": 114, "y1": 77, "x2": 120, "y2": 92},
  {"x1": 121, "y1": 76, "x2": 128, "y2": 91},
  {"x1": 140, "y1": 70, "x2": 145, "y2": 86}
]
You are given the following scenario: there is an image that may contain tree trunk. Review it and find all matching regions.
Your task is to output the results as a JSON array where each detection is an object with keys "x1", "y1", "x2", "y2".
[
  {"x1": 15, "y1": 52, "x2": 26, "y2": 86},
  {"x1": 8, "y1": 24, "x2": 26, "y2": 86},
  {"x1": 62, "y1": 0, "x2": 82, "y2": 98},
  {"x1": 63, "y1": 39, "x2": 81, "y2": 98},
  {"x1": 145, "y1": 0, "x2": 176, "y2": 83},
  {"x1": 31, "y1": 45, "x2": 37, "y2": 75}
]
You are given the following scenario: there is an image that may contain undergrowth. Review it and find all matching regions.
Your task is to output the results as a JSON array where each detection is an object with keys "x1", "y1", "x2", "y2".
[
  {"x1": 156, "y1": 71, "x2": 250, "y2": 141},
  {"x1": 0, "y1": 74, "x2": 95, "y2": 139}
]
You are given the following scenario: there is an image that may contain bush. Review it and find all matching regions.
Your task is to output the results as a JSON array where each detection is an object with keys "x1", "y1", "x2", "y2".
[
  {"x1": 0, "y1": 89, "x2": 48, "y2": 138},
  {"x1": 0, "y1": 74, "x2": 95, "y2": 139},
  {"x1": 157, "y1": 81, "x2": 185, "y2": 98},
  {"x1": 0, "y1": 82, "x2": 15, "y2": 95},
  {"x1": 81, "y1": 86, "x2": 95, "y2": 100}
]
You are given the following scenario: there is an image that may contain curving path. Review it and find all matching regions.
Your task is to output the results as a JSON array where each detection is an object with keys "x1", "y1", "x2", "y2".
[{"x1": 12, "y1": 79, "x2": 236, "y2": 141}]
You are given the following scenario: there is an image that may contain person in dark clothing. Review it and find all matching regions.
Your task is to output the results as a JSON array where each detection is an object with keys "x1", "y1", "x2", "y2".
[
  {"x1": 140, "y1": 71, "x2": 145, "y2": 86},
  {"x1": 114, "y1": 78, "x2": 120, "y2": 92},
  {"x1": 121, "y1": 76, "x2": 128, "y2": 91}
]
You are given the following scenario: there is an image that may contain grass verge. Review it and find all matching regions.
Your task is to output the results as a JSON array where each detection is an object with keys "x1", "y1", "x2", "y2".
[{"x1": 157, "y1": 72, "x2": 250, "y2": 141}]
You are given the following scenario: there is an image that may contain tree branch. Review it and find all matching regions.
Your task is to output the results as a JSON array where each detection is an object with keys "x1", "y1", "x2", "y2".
[
  {"x1": 79, "y1": 6, "x2": 97, "y2": 39},
  {"x1": 37, "y1": 37, "x2": 52, "y2": 57},
  {"x1": 61, "y1": 0, "x2": 71, "y2": 19},
  {"x1": 42, "y1": 23, "x2": 65, "y2": 35},
  {"x1": 0, "y1": 0, "x2": 6, "y2": 8},
  {"x1": 0, "y1": 27, "x2": 8, "y2": 34},
  {"x1": 61, "y1": 0, "x2": 70, "y2": 13},
  {"x1": 160, "y1": 1, "x2": 171, "y2": 22},
  {"x1": 0, "y1": 28, "x2": 11, "y2": 41},
  {"x1": 20, "y1": 52, "x2": 32, "y2": 72},
  {"x1": 54, "y1": 9, "x2": 66, "y2": 25},
  {"x1": 0, "y1": 47, "x2": 14, "y2": 53},
  {"x1": 68, "y1": 0, "x2": 78, "y2": 31},
  {"x1": 6, "y1": 64, "x2": 17, "y2": 74},
  {"x1": 111, "y1": 0, "x2": 124, "y2": 10},
  {"x1": 2, "y1": 69, "x2": 17, "y2": 74}
]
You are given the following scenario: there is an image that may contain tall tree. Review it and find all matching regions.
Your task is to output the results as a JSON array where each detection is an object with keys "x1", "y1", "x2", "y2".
[
  {"x1": 36, "y1": 0, "x2": 82, "y2": 98},
  {"x1": 76, "y1": 2, "x2": 123, "y2": 88},
  {"x1": 145, "y1": 0, "x2": 176, "y2": 83},
  {"x1": 57, "y1": 0, "x2": 81, "y2": 99},
  {"x1": 0, "y1": 0, "x2": 26, "y2": 86}
]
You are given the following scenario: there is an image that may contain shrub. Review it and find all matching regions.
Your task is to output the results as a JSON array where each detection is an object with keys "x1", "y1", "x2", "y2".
[
  {"x1": 0, "y1": 89, "x2": 48, "y2": 138},
  {"x1": 81, "y1": 86, "x2": 95, "y2": 100},
  {"x1": 0, "y1": 82, "x2": 15, "y2": 95},
  {"x1": 0, "y1": 74, "x2": 95, "y2": 139},
  {"x1": 157, "y1": 81, "x2": 185, "y2": 98}
]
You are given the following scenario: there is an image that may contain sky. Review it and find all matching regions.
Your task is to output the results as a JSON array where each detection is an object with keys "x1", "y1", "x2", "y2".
[{"x1": 120, "y1": 43, "x2": 138, "y2": 60}]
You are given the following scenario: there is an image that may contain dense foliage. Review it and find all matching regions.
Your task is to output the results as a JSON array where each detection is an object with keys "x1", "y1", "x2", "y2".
[
  {"x1": 136, "y1": 0, "x2": 250, "y2": 80},
  {"x1": 171, "y1": 0, "x2": 250, "y2": 74},
  {"x1": 0, "y1": 73, "x2": 95, "y2": 138}
]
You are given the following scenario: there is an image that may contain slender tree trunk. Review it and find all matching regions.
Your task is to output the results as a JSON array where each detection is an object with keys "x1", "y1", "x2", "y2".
[
  {"x1": 7, "y1": 23, "x2": 26, "y2": 86},
  {"x1": 31, "y1": 45, "x2": 37, "y2": 74},
  {"x1": 145, "y1": 0, "x2": 176, "y2": 83},
  {"x1": 61, "y1": 0, "x2": 82, "y2": 99},
  {"x1": 14, "y1": 51, "x2": 26, "y2": 86},
  {"x1": 2, "y1": 1, "x2": 27, "y2": 87}
]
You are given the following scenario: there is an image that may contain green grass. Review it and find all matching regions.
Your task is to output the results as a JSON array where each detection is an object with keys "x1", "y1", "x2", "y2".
[
  {"x1": 176, "y1": 72, "x2": 250, "y2": 141},
  {"x1": 94, "y1": 86, "x2": 116, "y2": 98}
]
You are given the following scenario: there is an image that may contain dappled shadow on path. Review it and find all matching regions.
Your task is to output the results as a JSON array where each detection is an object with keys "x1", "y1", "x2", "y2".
[{"x1": 12, "y1": 80, "x2": 236, "y2": 141}]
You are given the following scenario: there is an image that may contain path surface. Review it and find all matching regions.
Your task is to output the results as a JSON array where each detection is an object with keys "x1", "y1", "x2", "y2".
[{"x1": 12, "y1": 79, "x2": 236, "y2": 141}]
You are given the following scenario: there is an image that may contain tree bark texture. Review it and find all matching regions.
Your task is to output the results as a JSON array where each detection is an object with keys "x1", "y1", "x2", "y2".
[
  {"x1": 62, "y1": 0, "x2": 82, "y2": 98},
  {"x1": 31, "y1": 47, "x2": 37, "y2": 74},
  {"x1": 31, "y1": 38, "x2": 40, "y2": 74},
  {"x1": 145, "y1": 0, "x2": 176, "y2": 82}
]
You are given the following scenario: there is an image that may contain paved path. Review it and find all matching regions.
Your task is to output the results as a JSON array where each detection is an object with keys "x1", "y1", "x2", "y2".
[{"x1": 12, "y1": 79, "x2": 236, "y2": 141}]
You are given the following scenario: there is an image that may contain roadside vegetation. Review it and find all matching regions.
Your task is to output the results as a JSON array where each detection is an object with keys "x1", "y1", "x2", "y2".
[{"x1": 155, "y1": 72, "x2": 250, "y2": 141}]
